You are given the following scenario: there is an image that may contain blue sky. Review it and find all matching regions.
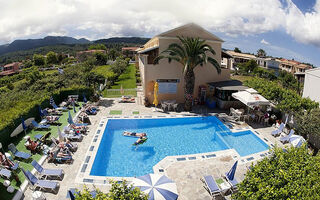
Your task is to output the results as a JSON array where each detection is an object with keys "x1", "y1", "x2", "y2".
[{"x1": 0, "y1": 0, "x2": 320, "y2": 66}]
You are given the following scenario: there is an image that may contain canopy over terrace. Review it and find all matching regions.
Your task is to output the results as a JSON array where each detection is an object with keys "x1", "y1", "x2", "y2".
[{"x1": 232, "y1": 88, "x2": 270, "y2": 107}]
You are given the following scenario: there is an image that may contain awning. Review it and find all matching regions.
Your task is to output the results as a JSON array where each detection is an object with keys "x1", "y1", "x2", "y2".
[
  {"x1": 137, "y1": 46, "x2": 159, "y2": 54},
  {"x1": 232, "y1": 88, "x2": 269, "y2": 107},
  {"x1": 207, "y1": 80, "x2": 249, "y2": 91}
]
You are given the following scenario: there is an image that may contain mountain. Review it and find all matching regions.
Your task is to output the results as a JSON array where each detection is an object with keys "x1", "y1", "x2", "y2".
[
  {"x1": 94, "y1": 37, "x2": 149, "y2": 45},
  {"x1": 0, "y1": 36, "x2": 91, "y2": 55}
]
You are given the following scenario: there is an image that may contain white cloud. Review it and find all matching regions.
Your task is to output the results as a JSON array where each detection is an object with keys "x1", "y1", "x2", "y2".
[
  {"x1": 261, "y1": 39, "x2": 270, "y2": 45},
  {"x1": 285, "y1": 0, "x2": 320, "y2": 47},
  {"x1": 0, "y1": 0, "x2": 286, "y2": 44},
  {"x1": 0, "y1": 0, "x2": 319, "y2": 49}
]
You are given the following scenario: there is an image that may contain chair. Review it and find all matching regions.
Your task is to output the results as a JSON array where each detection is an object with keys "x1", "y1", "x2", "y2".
[
  {"x1": 22, "y1": 168, "x2": 59, "y2": 194},
  {"x1": 8, "y1": 143, "x2": 31, "y2": 160},
  {"x1": 32, "y1": 160, "x2": 64, "y2": 180},
  {"x1": 31, "y1": 120, "x2": 50, "y2": 130},
  {"x1": 280, "y1": 129, "x2": 294, "y2": 143},
  {"x1": 0, "y1": 168, "x2": 11, "y2": 179},
  {"x1": 52, "y1": 103, "x2": 67, "y2": 111},
  {"x1": 271, "y1": 123, "x2": 285, "y2": 137},
  {"x1": 201, "y1": 175, "x2": 221, "y2": 198}
]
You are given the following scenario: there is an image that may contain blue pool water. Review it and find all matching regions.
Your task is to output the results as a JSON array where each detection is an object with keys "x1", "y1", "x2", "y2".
[{"x1": 90, "y1": 116, "x2": 269, "y2": 177}]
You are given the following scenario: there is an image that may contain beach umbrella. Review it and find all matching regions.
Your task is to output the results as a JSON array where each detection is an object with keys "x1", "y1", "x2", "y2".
[
  {"x1": 50, "y1": 96, "x2": 55, "y2": 106},
  {"x1": 39, "y1": 106, "x2": 44, "y2": 117},
  {"x1": 68, "y1": 111, "x2": 74, "y2": 125},
  {"x1": 57, "y1": 126, "x2": 64, "y2": 141},
  {"x1": 153, "y1": 82, "x2": 159, "y2": 107},
  {"x1": 226, "y1": 161, "x2": 238, "y2": 181},
  {"x1": 73, "y1": 101, "x2": 76, "y2": 113},
  {"x1": 132, "y1": 173, "x2": 178, "y2": 200},
  {"x1": 289, "y1": 135, "x2": 306, "y2": 148},
  {"x1": 83, "y1": 94, "x2": 87, "y2": 103},
  {"x1": 10, "y1": 118, "x2": 35, "y2": 137}
]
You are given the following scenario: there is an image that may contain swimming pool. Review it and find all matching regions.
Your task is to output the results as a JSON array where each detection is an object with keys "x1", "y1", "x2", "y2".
[{"x1": 90, "y1": 116, "x2": 269, "y2": 177}]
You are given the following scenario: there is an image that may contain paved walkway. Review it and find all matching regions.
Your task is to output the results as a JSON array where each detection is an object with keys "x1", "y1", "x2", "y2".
[{"x1": 23, "y1": 98, "x2": 286, "y2": 199}]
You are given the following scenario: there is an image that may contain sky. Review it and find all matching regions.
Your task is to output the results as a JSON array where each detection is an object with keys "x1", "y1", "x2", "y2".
[{"x1": 0, "y1": 0, "x2": 320, "y2": 66}]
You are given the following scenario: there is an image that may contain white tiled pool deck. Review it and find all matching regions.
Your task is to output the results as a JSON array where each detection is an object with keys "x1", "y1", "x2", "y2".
[{"x1": 23, "y1": 98, "x2": 286, "y2": 200}]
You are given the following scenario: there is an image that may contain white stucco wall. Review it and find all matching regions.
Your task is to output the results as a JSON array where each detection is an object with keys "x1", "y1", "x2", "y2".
[{"x1": 303, "y1": 68, "x2": 320, "y2": 103}]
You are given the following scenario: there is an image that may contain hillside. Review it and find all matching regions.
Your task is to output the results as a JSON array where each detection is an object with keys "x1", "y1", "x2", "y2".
[
  {"x1": 94, "y1": 37, "x2": 149, "y2": 45},
  {"x1": 0, "y1": 36, "x2": 91, "y2": 55}
]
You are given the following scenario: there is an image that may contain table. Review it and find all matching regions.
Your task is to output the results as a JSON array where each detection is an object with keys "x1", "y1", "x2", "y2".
[
  {"x1": 32, "y1": 191, "x2": 46, "y2": 200},
  {"x1": 218, "y1": 181, "x2": 231, "y2": 194}
]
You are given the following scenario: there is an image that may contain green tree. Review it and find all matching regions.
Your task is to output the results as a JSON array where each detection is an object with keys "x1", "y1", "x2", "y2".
[
  {"x1": 33, "y1": 54, "x2": 46, "y2": 66},
  {"x1": 94, "y1": 51, "x2": 108, "y2": 66},
  {"x1": 238, "y1": 59, "x2": 258, "y2": 74},
  {"x1": 110, "y1": 57, "x2": 128, "y2": 76},
  {"x1": 89, "y1": 44, "x2": 107, "y2": 50},
  {"x1": 46, "y1": 51, "x2": 58, "y2": 65},
  {"x1": 109, "y1": 48, "x2": 119, "y2": 61},
  {"x1": 233, "y1": 146, "x2": 320, "y2": 200},
  {"x1": 154, "y1": 36, "x2": 221, "y2": 110},
  {"x1": 234, "y1": 47, "x2": 241, "y2": 53},
  {"x1": 75, "y1": 180, "x2": 148, "y2": 200},
  {"x1": 257, "y1": 48, "x2": 266, "y2": 57},
  {"x1": 295, "y1": 108, "x2": 320, "y2": 154}
]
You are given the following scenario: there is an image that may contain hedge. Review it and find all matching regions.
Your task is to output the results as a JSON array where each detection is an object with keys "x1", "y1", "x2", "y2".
[{"x1": 0, "y1": 86, "x2": 93, "y2": 148}]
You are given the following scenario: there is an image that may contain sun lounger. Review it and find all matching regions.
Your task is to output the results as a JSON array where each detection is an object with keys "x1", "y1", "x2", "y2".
[
  {"x1": 32, "y1": 160, "x2": 64, "y2": 180},
  {"x1": 280, "y1": 129, "x2": 294, "y2": 143},
  {"x1": 51, "y1": 138, "x2": 78, "y2": 152},
  {"x1": 52, "y1": 103, "x2": 68, "y2": 111},
  {"x1": 201, "y1": 175, "x2": 221, "y2": 198},
  {"x1": 32, "y1": 120, "x2": 50, "y2": 130},
  {"x1": 22, "y1": 168, "x2": 59, "y2": 194},
  {"x1": 271, "y1": 123, "x2": 285, "y2": 137},
  {"x1": 224, "y1": 161, "x2": 239, "y2": 192},
  {"x1": 0, "y1": 168, "x2": 11, "y2": 179},
  {"x1": 8, "y1": 143, "x2": 31, "y2": 160},
  {"x1": 48, "y1": 149, "x2": 73, "y2": 164}
]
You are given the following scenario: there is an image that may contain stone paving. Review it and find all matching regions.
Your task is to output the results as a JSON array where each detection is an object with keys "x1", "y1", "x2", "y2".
[{"x1": 22, "y1": 98, "x2": 286, "y2": 200}]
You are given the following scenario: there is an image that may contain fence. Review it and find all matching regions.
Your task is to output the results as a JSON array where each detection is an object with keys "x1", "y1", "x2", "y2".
[{"x1": 103, "y1": 88, "x2": 137, "y2": 98}]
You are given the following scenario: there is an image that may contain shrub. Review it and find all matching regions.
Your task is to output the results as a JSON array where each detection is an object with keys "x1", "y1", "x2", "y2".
[{"x1": 233, "y1": 146, "x2": 320, "y2": 199}]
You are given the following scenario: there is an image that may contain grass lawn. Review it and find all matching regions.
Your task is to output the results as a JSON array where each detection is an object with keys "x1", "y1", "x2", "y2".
[
  {"x1": 0, "y1": 105, "x2": 80, "y2": 199},
  {"x1": 110, "y1": 64, "x2": 136, "y2": 89},
  {"x1": 109, "y1": 110, "x2": 122, "y2": 115},
  {"x1": 231, "y1": 75, "x2": 254, "y2": 83},
  {"x1": 102, "y1": 64, "x2": 137, "y2": 97}
]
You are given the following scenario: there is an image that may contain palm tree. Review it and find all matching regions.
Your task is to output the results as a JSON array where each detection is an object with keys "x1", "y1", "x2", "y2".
[{"x1": 154, "y1": 36, "x2": 221, "y2": 111}]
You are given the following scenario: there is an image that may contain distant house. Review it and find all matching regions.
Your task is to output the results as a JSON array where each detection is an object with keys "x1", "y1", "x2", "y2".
[
  {"x1": 256, "y1": 57, "x2": 280, "y2": 71},
  {"x1": 76, "y1": 49, "x2": 106, "y2": 62},
  {"x1": 279, "y1": 59, "x2": 312, "y2": 83},
  {"x1": 122, "y1": 47, "x2": 139, "y2": 58},
  {"x1": 137, "y1": 23, "x2": 232, "y2": 104},
  {"x1": 226, "y1": 51, "x2": 256, "y2": 70},
  {"x1": 0, "y1": 62, "x2": 22, "y2": 76},
  {"x1": 303, "y1": 68, "x2": 320, "y2": 103}
]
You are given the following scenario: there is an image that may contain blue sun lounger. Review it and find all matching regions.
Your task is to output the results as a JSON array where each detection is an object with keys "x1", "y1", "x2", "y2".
[
  {"x1": 52, "y1": 103, "x2": 67, "y2": 111},
  {"x1": 32, "y1": 120, "x2": 50, "y2": 130},
  {"x1": 0, "y1": 168, "x2": 11, "y2": 179},
  {"x1": 8, "y1": 143, "x2": 31, "y2": 160},
  {"x1": 22, "y1": 169, "x2": 59, "y2": 194},
  {"x1": 201, "y1": 175, "x2": 221, "y2": 198},
  {"x1": 31, "y1": 160, "x2": 64, "y2": 180}
]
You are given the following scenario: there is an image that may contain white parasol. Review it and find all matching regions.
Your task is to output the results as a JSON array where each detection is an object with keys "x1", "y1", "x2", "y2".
[{"x1": 10, "y1": 118, "x2": 35, "y2": 137}]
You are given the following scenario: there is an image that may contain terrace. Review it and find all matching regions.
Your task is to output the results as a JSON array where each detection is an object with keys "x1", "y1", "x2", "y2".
[{"x1": 18, "y1": 99, "x2": 286, "y2": 200}]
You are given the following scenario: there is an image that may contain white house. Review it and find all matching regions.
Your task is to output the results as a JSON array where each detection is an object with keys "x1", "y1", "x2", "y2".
[
  {"x1": 256, "y1": 57, "x2": 280, "y2": 70},
  {"x1": 303, "y1": 68, "x2": 320, "y2": 103}
]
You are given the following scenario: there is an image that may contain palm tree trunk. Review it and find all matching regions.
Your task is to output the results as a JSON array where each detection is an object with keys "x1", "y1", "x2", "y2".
[{"x1": 184, "y1": 67, "x2": 195, "y2": 111}]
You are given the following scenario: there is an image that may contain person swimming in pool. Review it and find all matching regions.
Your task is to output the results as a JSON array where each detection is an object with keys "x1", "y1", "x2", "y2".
[
  {"x1": 123, "y1": 131, "x2": 147, "y2": 137},
  {"x1": 133, "y1": 136, "x2": 148, "y2": 146}
]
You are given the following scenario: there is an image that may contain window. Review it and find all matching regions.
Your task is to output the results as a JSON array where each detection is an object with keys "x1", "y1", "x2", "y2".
[{"x1": 147, "y1": 48, "x2": 159, "y2": 64}]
